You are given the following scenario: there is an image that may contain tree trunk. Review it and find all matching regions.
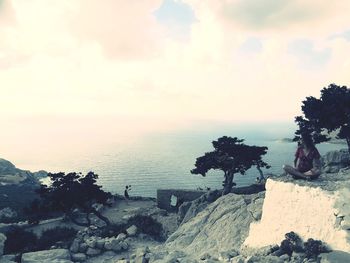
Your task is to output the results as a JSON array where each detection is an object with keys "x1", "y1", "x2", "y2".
[
  {"x1": 86, "y1": 212, "x2": 91, "y2": 226},
  {"x1": 222, "y1": 172, "x2": 234, "y2": 195},
  {"x1": 256, "y1": 165, "x2": 265, "y2": 183},
  {"x1": 222, "y1": 171, "x2": 228, "y2": 187},
  {"x1": 346, "y1": 137, "x2": 350, "y2": 156},
  {"x1": 92, "y1": 208, "x2": 111, "y2": 226}
]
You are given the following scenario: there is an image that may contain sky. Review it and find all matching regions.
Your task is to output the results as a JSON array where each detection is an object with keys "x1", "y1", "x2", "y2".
[{"x1": 0, "y1": 0, "x2": 350, "y2": 146}]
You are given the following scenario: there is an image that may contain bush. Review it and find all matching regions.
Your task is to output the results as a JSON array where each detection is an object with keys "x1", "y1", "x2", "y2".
[
  {"x1": 98, "y1": 215, "x2": 164, "y2": 241},
  {"x1": 127, "y1": 215, "x2": 164, "y2": 240},
  {"x1": 4, "y1": 226, "x2": 38, "y2": 254},
  {"x1": 98, "y1": 222, "x2": 127, "y2": 238},
  {"x1": 304, "y1": 238, "x2": 329, "y2": 259},
  {"x1": 37, "y1": 227, "x2": 77, "y2": 250},
  {"x1": 279, "y1": 232, "x2": 329, "y2": 259}
]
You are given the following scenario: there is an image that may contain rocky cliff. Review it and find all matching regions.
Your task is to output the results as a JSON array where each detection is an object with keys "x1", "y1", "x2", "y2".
[
  {"x1": 0, "y1": 158, "x2": 47, "y2": 222},
  {"x1": 146, "y1": 169, "x2": 350, "y2": 262},
  {"x1": 244, "y1": 171, "x2": 350, "y2": 252}
]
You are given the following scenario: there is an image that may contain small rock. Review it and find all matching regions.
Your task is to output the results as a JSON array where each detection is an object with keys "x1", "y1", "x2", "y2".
[
  {"x1": 279, "y1": 254, "x2": 290, "y2": 261},
  {"x1": 0, "y1": 254, "x2": 16, "y2": 262},
  {"x1": 126, "y1": 225, "x2": 138, "y2": 236},
  {"x1": 116, "y1": 233, "x2": 127, "y2": 241},
  {"x1": 219, "y1": 250, "x2": 239, "y2": 261},
  {"x1": 136, "y1": 247, "x2": 150, "y2": 257},
  {"x1": 230, "y1": 255, "x2": 245, "y2": 263},
  {"x1": 85, "y1": 237, "x2": 97, "y2": 248},
  {"x1": 95, "y1": 238, "x2": 105, "y2": 249},
  {"x1": 120, "y1": 241, "x2": 129, "y2": 250},
  {"x1": 78, "y1": 243, "x2": 88, "y2": 253},
  {"x1": 104, "y1": 238, "x2": 122, "y2": 251},
  {"x1": 86, "y1": 248, "x2": 101, "y2": 256},
  {"x1": 21, "y1": 249, "x2": 71, "y2": 263},
  {"x1": 71, "y1": 253, "x2": 87, "y2": 262}
]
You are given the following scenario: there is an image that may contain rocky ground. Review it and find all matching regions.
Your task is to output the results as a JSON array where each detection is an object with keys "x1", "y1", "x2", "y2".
[{"x1": 1, "y1": 149, "x2": 350, "y2": 262}]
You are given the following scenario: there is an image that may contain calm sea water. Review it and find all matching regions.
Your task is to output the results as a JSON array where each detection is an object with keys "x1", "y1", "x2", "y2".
[{"x1": 31, "y1": 124, "x2": 345, "y2": 197}]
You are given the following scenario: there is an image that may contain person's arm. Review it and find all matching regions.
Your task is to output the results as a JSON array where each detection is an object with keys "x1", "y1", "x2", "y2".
[
  {"x1": 304, "y1": 157, "x2": 321, "y2": 176},
  {"x1": 294, "y1": 157, "x2": 298, "y2": 168},
  {"x1": 311, "y1": 157, "x2": 321, "y2": 174}
]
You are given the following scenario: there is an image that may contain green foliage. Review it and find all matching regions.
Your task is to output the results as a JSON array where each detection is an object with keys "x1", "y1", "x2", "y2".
[
  {"x1": 280, "y1": 231, "x2": 303, "y2": 256},
  {"x1": 191, "y1": 136, "x2": 270, "y2": 194},
  {"x1": 304, "y1": 238, "x2": 329, "y2": 259},
  {"x1": 279, "y1": 232, "x2": 329, "y2": 259},
  {"x1": 4, "y1": 226, "x2": 38, "y2": 254},
  {"x1": 27, "y1": 172, "x2": 112, "y2": 226},
  {"x1": 297, "y1": 84, "x2": 350, "y2": 152},
  {"x1": 37, "y1": 227, "x2": 77, "y2": 250}
]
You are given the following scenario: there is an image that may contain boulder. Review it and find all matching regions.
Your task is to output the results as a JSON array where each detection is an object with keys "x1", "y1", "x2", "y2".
[
  {"x1": 320, "y1": 250, "x2": 350, "y2": 262},
  {"x1": 69, "y1": 239, "x2": 80, "y2": 253},
  {"x1": 21, "y1": 249, "x2": 71, "y2": 263},
  {"x1": 86, "y1": 248, "x2": 101, "y2": 256},
  {"x1": 154, "y1": 192, "x2": 264, "y2": 261},
  {"x1": 116, "y1": 233, "x2": 127, "y2": 241},
  {"x1": 104, "y1": 238, "x2": 122, "y2": 251},
  {"x1": 0, "y1": 233, "x2": 6, "y2": 257},
  {"x1": 243, "y1": 172, "x2": 350, "y2": 252},
  {"x1": 71, "y1": 253, "x2": 87, "y2": 262},
  {"x1": 126, "y1": 225, "x2": 138, "y2": 236},
  {"x1": 0, "y1": 254, "x2": 16, "y2": 262},
  {"x1": 322, "y1": 149, "x2": 350, "y2": 173},
  {"x1": 95, "y1": 238, "x2": 105, "y2": 249},
  {"x1": 178, "y1": 190, "x2": 222, "y2": 224},
  {"x1": 85, "y1": 237, "x2": 97, "y2": 248}
]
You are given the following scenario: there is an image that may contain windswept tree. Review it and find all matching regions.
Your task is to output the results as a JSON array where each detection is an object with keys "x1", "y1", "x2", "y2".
[
  {"x1": 27, "y1": 172, "x2": 112, "y2": 227},
  {"x1": 296, "y1": 84, "x2": 350, "y2": 153},
  {"x1": 293, "y1": 116, "x2": 330, "y2": 145},
  {"x1": 191, "y1": 136, "x2": 270, "y2": 195}
]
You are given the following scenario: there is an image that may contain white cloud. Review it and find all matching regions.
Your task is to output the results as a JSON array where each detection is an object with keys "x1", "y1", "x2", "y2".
[{"x1": 0, "y1": 0, "x2": 350, "y2": 126}]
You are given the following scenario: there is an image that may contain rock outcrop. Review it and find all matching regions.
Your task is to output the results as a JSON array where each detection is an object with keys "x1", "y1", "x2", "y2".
[
  {"x1": 150, "y1": 192, "x2": 265, "y2": 262},
  {"x1": 243, "y1": 171, "x2": 350, "y2": 252},
  {"x1": 0, "y1": 158, "x2": 44, "y2": 186},
  {"x1": 322, "y1": 149, "x2": 350, "y2": 173},
  {"x1": 21, "y1": 249, "x2": 72, "y2": 263},
  {"x1": 0, "y1": 158, "x2": 48, "y2": 221}
]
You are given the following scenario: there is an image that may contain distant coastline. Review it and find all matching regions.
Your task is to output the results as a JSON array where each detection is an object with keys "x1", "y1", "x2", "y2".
[{"x1": 276, "y1": 137, "x2": 347, "y2": 145}]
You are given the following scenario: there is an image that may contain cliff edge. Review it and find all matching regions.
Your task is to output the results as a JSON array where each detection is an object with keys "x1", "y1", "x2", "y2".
[{"x1": 243, "y1": 170, "x2": 350, "y2": 252}]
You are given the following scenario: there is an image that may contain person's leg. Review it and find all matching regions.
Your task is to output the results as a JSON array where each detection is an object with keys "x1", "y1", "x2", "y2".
[{"x1": 283, "y1": 165, "x2": 309, "y2": 179}]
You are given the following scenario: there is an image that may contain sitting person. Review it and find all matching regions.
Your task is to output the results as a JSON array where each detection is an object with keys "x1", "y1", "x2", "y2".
[{"x1": 283, "y1": 133, "x2": 322, "y2": 180}]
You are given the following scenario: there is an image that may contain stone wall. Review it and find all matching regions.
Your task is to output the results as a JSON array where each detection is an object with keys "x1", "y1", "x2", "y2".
[{"x1": 157, "y1": 189, "x2": 206, "y2": 211}]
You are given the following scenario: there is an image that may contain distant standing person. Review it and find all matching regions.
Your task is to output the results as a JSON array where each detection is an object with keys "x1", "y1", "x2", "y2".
[
  {"x1": 283, "y1": 133, "x2": 322, "y2": 180},
  {"x1": 124, "y1": 185, "x2": 131, "y2": 204}
]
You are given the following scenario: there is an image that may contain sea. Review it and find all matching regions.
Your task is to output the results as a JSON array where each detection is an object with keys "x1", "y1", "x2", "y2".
[{"x1": 3, "y1": 122, "x2": 346, "y2": 198}]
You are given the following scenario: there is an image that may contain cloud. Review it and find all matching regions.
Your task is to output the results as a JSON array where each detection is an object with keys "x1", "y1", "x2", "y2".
[
  {"x1": 72, "y1": 0, "x2": 164, "y2": 59},
  {"x1": 288, "y1": 39, "x2": 332, "y2": 70},
  {"x1": 0, "y1": 0, "x2": 16, "y2": 27},
  {"x1": 0, "y1": 0, "x2": 350, "y2": 126}
]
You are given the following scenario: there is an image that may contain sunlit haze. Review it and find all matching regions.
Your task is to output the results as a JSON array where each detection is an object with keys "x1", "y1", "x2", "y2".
[{"x1": 1, "y1": 0, "x2": 350, "y2": 170}]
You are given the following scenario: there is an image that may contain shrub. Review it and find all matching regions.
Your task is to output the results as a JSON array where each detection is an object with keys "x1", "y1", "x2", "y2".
[
  {"x1": 37, "y1": 227, "x2": 77, "y2": 250},
  {"x1": 98, "y1": 222, "x2": 127, "y2": 238},
  {"x1": 4, "y1": 226, "x2": 38, "y2": 254},
  {"x1": 279, "y1": 232, "x2": 329, "y2": 259},
  {"x1": 304, "y1": 238, "x2": 329, "y2": 259},
  {"x1": 127, "y1": 215, "x2": 164, "y2": 240}
]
